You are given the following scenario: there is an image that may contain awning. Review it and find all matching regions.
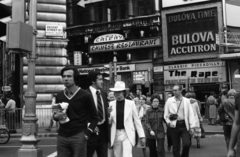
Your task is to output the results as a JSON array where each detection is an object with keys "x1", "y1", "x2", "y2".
[
  {"x1": 0, "y1": 16, "x2": 11, "y2": 23},
  {"x1": 0, "y1": 36, "x2": 6, "y2": 42},
  {"x1": 0, "y1": 0, "x2": 12, "y2": 6},
  {"x1": 219, "y1": 53, "x2": 240, "y2": 60}
]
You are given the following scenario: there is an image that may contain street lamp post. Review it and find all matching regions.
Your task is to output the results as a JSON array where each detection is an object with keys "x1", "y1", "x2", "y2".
[
  {"x1": 113, "y1": 52, "x2": 117, "y2": 82},
  {"x1": 18, "y1": 0, "x2": 42, "y2": 156}
]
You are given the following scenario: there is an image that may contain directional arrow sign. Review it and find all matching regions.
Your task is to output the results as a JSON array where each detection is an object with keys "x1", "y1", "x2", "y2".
[
  {"x1": 77, "y1": 0, "x2": 105, "y2": 8},
  {"x1": 0, "y1": 0, "x2": 12, "y2": 6}
]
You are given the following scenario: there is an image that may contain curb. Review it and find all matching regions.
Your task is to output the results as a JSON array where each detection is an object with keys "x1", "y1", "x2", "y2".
[
  {"x1": 10, "y1": 133, "x2": 58, "y2": 138},
  {"x1": 10, "y1": 132, "x2": 223, "y2": 139}
]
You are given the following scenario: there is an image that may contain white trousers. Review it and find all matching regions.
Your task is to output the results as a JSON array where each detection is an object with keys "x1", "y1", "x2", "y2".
[{"x1": 113, "y1": 129, "x2": 133, "y2": 157}]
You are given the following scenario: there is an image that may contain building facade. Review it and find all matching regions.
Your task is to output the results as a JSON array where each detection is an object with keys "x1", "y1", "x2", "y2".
[
  {"x1": 0, "y1": 0, "x2": 68, "y2": 107},
  {"x1": 162, "y1": 0, "x2": 240, "y2": 102},
  {"x1": 66, "y1": 0, "x2": 163, "y2": 96}
]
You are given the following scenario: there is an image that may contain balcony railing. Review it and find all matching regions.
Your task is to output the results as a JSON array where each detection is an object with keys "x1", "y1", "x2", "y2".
[{"x1": 66, "y1": 13, "x2": 161, "y2": 37}]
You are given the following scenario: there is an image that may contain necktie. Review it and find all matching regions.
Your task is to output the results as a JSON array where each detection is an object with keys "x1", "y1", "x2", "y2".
[{"x1": 96, "y1": 90, "x2": 104, "y2": 122}]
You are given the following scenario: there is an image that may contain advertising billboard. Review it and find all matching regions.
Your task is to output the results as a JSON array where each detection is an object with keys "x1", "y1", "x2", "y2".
[
  {"x1": 164, "y1": 61, "x2": 226, "y2": 85},
  {"x1": 162, "y1": 3, "x2": 223, "y2": 61}
]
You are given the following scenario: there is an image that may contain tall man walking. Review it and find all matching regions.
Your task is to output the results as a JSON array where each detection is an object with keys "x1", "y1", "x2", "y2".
[
  {"x1": 164, "y1": 84, "x2": 196, "y2": 157},
  {"x1": 53, "y1": 66, "x2": 98, "y2": 157},
  {"x1": 86, "y1": 71, "x2": 109, "y2": 157}
]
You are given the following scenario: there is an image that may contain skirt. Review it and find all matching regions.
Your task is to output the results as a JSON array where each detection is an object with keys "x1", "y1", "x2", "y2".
[{"x1": 209, "y1": 105, "x2": 217, "y2": 118}]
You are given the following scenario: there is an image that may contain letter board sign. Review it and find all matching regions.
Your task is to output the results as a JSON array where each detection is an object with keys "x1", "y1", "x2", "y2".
[
  {"x1": 162, "y1": 3, "x2": 223, "y2": 61},
  {"x1": 164, "y1": 61, "x2": 226, "y2": 85}
]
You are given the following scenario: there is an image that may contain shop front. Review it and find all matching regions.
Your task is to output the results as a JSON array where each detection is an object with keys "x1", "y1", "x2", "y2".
[
  {"x1": 74, "y1": 33, "x2": 161, "y2": 95},
  {"x1": 77, "y1": 63, "x2": 153, "y2": 95},
  {"x1": 164, "y1": 61, "x2": 227, "y2": 102}
]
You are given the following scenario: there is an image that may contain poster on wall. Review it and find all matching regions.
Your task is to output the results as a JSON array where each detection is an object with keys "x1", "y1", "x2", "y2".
[
  {"x1": 164, "y1": 61, "x2": 226, "y2": 88},
  {"x1": 162, "y1": 3, "x2": 222, "y2": 61},
  {"x1": 162, "y1": 0, "x2": 210, "y2": 8}
]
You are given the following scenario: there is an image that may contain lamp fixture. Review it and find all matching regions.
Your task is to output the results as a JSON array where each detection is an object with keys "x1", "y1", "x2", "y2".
[
  {"x1": 88, "y1": 57, "x2": 92, "y2": 65},
  {"x1": 140, "y1": 30, "x2": 144, "y2": 37},
  {"x1": 127, "y1": 53, "x2": 131, "y2": 61}
]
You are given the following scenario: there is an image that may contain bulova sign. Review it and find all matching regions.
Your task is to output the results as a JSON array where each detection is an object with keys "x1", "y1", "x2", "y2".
[
  {"x1": 167, "y1": 8, "x2": 218, "y2": 56},
  {"x1": 162, "y1": 4, "x2": 222, "y2": 61}
]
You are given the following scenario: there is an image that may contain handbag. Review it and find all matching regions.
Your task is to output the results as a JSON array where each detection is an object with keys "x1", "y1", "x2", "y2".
[{"x1": 218, "y1": 101, "x2": 233, "y2": 123}]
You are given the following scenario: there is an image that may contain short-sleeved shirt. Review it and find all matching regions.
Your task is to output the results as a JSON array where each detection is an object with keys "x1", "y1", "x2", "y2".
[{"x1": 235, "y1": 93, "x2": 240, "y2": 111}]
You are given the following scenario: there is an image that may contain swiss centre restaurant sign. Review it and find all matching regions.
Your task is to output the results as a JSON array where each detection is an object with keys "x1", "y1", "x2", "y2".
[
  {"x1": 89, "y1": 37, "x2": 161, "y2": 53},
  {"x1": 78, "y1": 64, "x2": 135, "y2": 75},
  {"x1": 164, "y1": 61, "x2": 226, "y2": 85},
  {"x1": 162, "y1": 0, "x2": 210, "y2": 8},
  {"x1": 162, "y1": 3, "x2": 222, "y2": 61}
]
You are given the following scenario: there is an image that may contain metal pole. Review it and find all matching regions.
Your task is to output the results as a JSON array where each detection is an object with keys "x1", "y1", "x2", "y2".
[
  {"x1": 148, "y1": 68, "x2": 151, "y2": 95},
  {"x1": 113, "y1": 56, "x2": 117, "y2": 83},
  {"x1": 154, "y1": 0, "x2": 160, "y2": 13},
  {"x1": 18, "y1": 0, "x2": 42, "y2": 156}
]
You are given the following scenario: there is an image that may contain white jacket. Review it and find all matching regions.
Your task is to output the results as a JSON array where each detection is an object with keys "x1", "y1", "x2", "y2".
[
  {"x1": 164, "y1": 97, "x2": 196, "y2": 130},
  {"x1": 109, "y1": 99, "x2": 145, "y2": 146}
]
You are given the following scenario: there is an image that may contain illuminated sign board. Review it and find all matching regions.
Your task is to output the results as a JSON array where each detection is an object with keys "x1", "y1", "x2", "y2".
[
  {"x1": 78, "y1": 64, "x2": 135, "y2": 75},
  {"x1": 94, "y1": 34, "x2": 125, "y2": 43},
  {"x1": 162, "y1": 3, "x2": 222, "y2": 61},
  {"x1": 162, "y1": 0, "x2": 210, "y2": 8},
  {"x1": 90, "y1": 37, "x2": 161, "y2": 53},
  {"x1": 164, "y1": 61, "x2": 226, "y2": 85}
]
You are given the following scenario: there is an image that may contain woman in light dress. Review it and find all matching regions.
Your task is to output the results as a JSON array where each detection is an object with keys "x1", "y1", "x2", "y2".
[
  {"x1": 136, "y1": 95, "x2": 150, "y2": 157},
  {"x1": 185, "y1": 92, "x2": 202, "y2": 148}
]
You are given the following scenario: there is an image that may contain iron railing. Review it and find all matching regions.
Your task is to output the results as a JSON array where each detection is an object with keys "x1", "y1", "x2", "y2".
[{"x1": 0, "y1": 108, "x2": 57, "y2": 130}]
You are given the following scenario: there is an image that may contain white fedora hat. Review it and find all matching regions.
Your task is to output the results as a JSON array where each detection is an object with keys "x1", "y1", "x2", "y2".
[{"x1": 109, "y1": 81, "x2": 129, "y2": 92}]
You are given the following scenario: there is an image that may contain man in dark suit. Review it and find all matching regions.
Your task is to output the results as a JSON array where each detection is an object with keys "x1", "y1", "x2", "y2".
[{"x1": 86, "y1": 71, "x2": 109, "y2": 157}]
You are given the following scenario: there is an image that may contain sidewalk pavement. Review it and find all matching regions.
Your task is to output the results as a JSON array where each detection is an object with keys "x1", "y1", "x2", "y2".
[{"x1": 10, "y1": 121, "x2": 224, "y2": 139}]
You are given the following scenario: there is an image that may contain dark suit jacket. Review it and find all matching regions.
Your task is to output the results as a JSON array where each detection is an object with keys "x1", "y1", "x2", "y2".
[{"x1": 85, "y1": 88, "x2": 109, "y2": 146}]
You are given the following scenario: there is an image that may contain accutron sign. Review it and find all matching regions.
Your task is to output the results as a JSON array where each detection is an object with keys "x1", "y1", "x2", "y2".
[{"x1": 164, "y1": 7, "x2": 219, "y2": 57}]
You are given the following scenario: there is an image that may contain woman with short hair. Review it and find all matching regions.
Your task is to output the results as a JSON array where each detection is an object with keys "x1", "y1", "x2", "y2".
[{"x1": 145, "y1": 94, "x2": 165, "y2": 157}]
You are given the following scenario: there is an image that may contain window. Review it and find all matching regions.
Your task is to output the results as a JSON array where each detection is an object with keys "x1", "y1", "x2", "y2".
[{"x1": 137, "y1": 0, "x2": 154, "y2": 16}]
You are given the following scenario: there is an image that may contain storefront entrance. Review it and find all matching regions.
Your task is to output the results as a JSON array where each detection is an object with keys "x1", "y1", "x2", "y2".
[{"x1": 191, "y1": 83, "x2": 220, "y2": 102}]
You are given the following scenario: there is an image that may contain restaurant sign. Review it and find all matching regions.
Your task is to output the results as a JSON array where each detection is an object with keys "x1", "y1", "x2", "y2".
[
  {"x1": 94, "y1": 33, "x2": 125, "y2": 43},
  {"x1": 164, "y1": 61, "x2": 226, "y2": 85},
  {"x1": 78, "y1": 64, "x2": 135, "y2": 75},
  {"x1": 164, "y1": 7, "x2": 219, "y2": 57},
  {"x1": 90, "y1": 37, "x2": 161, "y2": 53}
]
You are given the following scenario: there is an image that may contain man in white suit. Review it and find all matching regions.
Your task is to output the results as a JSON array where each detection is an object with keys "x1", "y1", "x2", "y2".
[
  {"x1": 164, "y1": 84, "x2": 196, "y2": 157},
  {"x1": 109, "y1": 81, "x2": 146, "y2": 157}
]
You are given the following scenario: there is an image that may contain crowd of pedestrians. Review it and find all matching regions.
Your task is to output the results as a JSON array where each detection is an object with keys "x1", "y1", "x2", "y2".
[{"x1": 51, "y1": 65, "x2": 240, "y2": 157}]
